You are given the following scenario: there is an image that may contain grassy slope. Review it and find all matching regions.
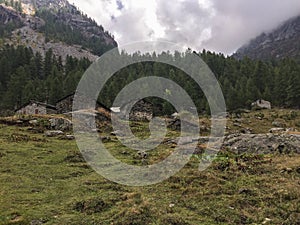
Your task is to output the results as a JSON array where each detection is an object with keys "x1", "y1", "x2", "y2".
[{"x1": 0, "y1": 110, "x2": 300, "y2": 224}]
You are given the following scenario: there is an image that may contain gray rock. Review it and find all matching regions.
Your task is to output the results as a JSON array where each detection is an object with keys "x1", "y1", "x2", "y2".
[
  {"x1": 49, "y1": 118, "x2": 72, "y2": 131},
  {"x1": 45, "y1": 130, "x2": 64, "y2": 137},
  {"x1": 110, "y1": 130, "x2": 125, "y2": 137},
  {"x1": 272, "y1": 121, "x2": 286, "y2": 128},
  {"x1": 100, "y1": 136, "x2": 111, "y2": 142},
  {"x1": 269, "y1": 128, "x2": 286, "y2": 133},
  {"x1": 29, "y1": 120, "x2": 38, "y2": 125},
  {"x1": 233, "y1": 123, "x2": 242, "y2": 127},
  {"x1": 137, "y1": 151, "x2": 148, "y2": 159},
  {"x1": 59, "y1": 135, "x2": 75, "y2": 140},
  {"x1": 224, "y1": 133, "x2": 300, "y2": 154}
]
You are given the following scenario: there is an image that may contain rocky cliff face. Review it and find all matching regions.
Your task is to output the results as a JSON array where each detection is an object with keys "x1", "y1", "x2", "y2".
[
  {"x1": 0, "y1": 0, "x2": 118, "y2": 61},
  {"x1": 234, "y1": 15, "x2": 300, "y2": 61},
  {"x1": 0, "y1": 4, "x2": 22, "y2": 24}
]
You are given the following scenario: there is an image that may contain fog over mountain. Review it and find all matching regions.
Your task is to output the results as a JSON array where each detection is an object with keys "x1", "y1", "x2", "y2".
[{"x1": 71, "y1": 0, "x2": 300, "y2": 54}]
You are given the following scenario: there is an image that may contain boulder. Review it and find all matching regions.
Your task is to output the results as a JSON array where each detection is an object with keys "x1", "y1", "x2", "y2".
[
  {"x1": 223, "y1": 133, "x2": 300, "y2": 154},
  {"x1": 49, "y1": 118, "x2": 72, "y2": 131},
  {"x1": 251, "y1": 99, "x2": 271, "y2": 109}
]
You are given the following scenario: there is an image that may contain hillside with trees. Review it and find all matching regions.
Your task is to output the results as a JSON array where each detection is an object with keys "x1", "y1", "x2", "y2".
[
  {"x1": 0, "y1": 0, "x2": 117, "y2": 61},
  {"x1": 0, "y1": 45, "x2": 91, "y2": 114},
  {"x1": 0, "y1": 45, "x2": 299, "y2": 115}
]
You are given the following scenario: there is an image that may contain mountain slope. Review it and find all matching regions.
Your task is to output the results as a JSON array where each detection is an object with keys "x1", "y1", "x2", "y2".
[
  {"x1": 0, "y1": 0, "x2": 117, "y2": 61},
  {"x1": 234, "y1": 15, "x2": 300, "y2": 61}
]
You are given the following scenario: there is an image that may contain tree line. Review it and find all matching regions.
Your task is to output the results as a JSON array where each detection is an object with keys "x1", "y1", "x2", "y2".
[
  {"x1": 0, "y1": 45, "x2": 91, "y2": 114},
  {"x1": 0, "y1": 45, "x2": 299, "y2": 115}
]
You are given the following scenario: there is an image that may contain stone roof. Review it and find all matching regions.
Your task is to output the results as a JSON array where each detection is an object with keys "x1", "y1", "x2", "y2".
[{"x1": 15, "y1": 100, "x2": 57, "y2": 112}]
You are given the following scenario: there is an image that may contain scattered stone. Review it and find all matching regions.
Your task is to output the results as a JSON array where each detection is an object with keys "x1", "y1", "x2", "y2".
[
  {"x1": 280, "y1": 168, "x2": 293, "y2": 174},
  {"x1": 167, "y1": 118, "x2": 198, "y2": 131},
  {"x1": 269, "y1": 128, "x2": 286, "y2": 133},
  {"x1": 110, "y1": 130, "x2": 125, "y2": 137},
  {"x1": 272, "y1": 121, "x2": 286, "y2": 128},
  {"x1": 238, "y1": 188, "x2": 253, "y2": 195},
  {"x1": 73, "y1": 198, "x2": 107, "y2": 214},
  {"x1": 223, "y1": 133, "x2": 300, "y2": 154},
  {"x1": 200, "y1": 125, "x2": 210, "y2": 132},
  {"x1": 49, "y1": 118, "x2": 72, "y2": 131},
  {"x1": 233, "y1": 123, "x2": 242, "y2": 127},
  {"x1": 44, "y1": 130, "x2": 64, "y2": 137},
  {"x1": 16, "y1": 120, "x2": 24, "y2": 124},
  {"x1": 240, "y1": 128, "x2": 252, "y2": 134},
  {"x1": 137, "y1": 151, "x2": 148, "y2": 159},
  {"x1": 121, "y1": 151, "x2": 129, "y2": 155},
  {"x1": 64, "y1": 152, "x2": 85, "y2": 163},
  {"x1": 59, "y1": 135, "x2": 75, "y2": 140},
  {"x1": 262, "y1": 218, "x2": 272, "y2": 224},
  {"x1": 29, "y1": 120, "x2": 38, "y2": 125},
  {"x1": 100, "y1": 136, "x2": 111, "y2": 142},
  {"x1": 169, "y1": 203, "x2": 175, "y2": 208}
]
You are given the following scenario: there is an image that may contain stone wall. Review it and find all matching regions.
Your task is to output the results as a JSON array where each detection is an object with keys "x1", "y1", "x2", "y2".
[
  {"x1": 56, "y1": 94, "x2": 74, "y2": 114},
  {"x1": 16, "y1": 102, "x2": 56, "y2": 115}
]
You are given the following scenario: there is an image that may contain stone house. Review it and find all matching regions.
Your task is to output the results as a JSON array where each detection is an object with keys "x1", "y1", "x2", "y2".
[
  {"x1": 15, "y1": 100, "x2": 57, "y2": 115},
  {"x1": 56, "y1": 93, "x2": 110, "y2": 115},
  {"x1": 56, "y1": 93, "x2": 75, "y2": 114},
  {"x1": 251, "y1": 99, "x2": 272, "y2": 110}
]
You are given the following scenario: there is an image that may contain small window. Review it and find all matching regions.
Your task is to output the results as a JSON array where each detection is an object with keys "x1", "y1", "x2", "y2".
[{"x1": 35, "y1": 109, "x2": 39, "y2": 114}]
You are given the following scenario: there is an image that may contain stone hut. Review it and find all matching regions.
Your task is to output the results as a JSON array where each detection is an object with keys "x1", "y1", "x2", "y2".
[
  {"x1": 251, "y1": 99, "x2": 272, "y2": 110},
  {"x1": 56, "y1": 93, "x2": 75, "y2": 114},
  {"x1": 15, "y1": 100, "x2": 57, "y2": 115},
  {"x1": 56, "y1": 93, "x2": 110, "y2": 115}
]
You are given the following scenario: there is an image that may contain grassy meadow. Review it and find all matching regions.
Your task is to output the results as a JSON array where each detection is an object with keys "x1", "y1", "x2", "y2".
[{"x1": 0, "y1": 109, "x2": 300, "y2": 224}]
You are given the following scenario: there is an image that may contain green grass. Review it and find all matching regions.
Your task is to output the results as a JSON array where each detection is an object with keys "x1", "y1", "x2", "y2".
[
  {"x1": 226, "y1": 108, "x2": 300, "y2": 134},
  {"x1": 0, "y1": 111, "x2": 300, "y2": 224}
]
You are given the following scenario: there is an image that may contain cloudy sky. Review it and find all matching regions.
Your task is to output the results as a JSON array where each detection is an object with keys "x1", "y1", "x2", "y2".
[{"x1": 71, "y1": 0, "x2": 300, "y2": 55}]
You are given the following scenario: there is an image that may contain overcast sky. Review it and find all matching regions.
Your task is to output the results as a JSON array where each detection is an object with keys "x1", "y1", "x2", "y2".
[{"x1": 71, "y1": 0, "x2": 300, "y2": 55}]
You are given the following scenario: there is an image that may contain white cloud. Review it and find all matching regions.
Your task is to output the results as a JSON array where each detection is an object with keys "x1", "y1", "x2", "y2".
[{"x1": 71, "y1": 0, "x2": 300, "y2": 54}]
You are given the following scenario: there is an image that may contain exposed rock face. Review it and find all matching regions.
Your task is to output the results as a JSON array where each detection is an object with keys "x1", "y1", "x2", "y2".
[
  {"x1": 30, "y1": 0, "x2": 117, "y2": 47},
  {"x1": 0, "y1": 0, "x2": 118, "y2": 61},
  {"x1": 163, "y1": 131, "x2": 300, "y2": 155},
  {"x1": 223, "y1": 133, "x2": 300, "y2": 154},
  {"x1": 234, "y1": 15, "x2": 300, "y2": 60},
  {"x1": 7, "y1": 25, "x2": 98, "y2": 62},
  {"x1": 0, "y1": 4, "x2": 22, "y2": 24}
]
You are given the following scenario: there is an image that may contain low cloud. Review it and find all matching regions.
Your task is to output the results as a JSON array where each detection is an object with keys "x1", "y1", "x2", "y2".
[{"x1": 71, "y1": 0, "x2": 300, "y2": 54}]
